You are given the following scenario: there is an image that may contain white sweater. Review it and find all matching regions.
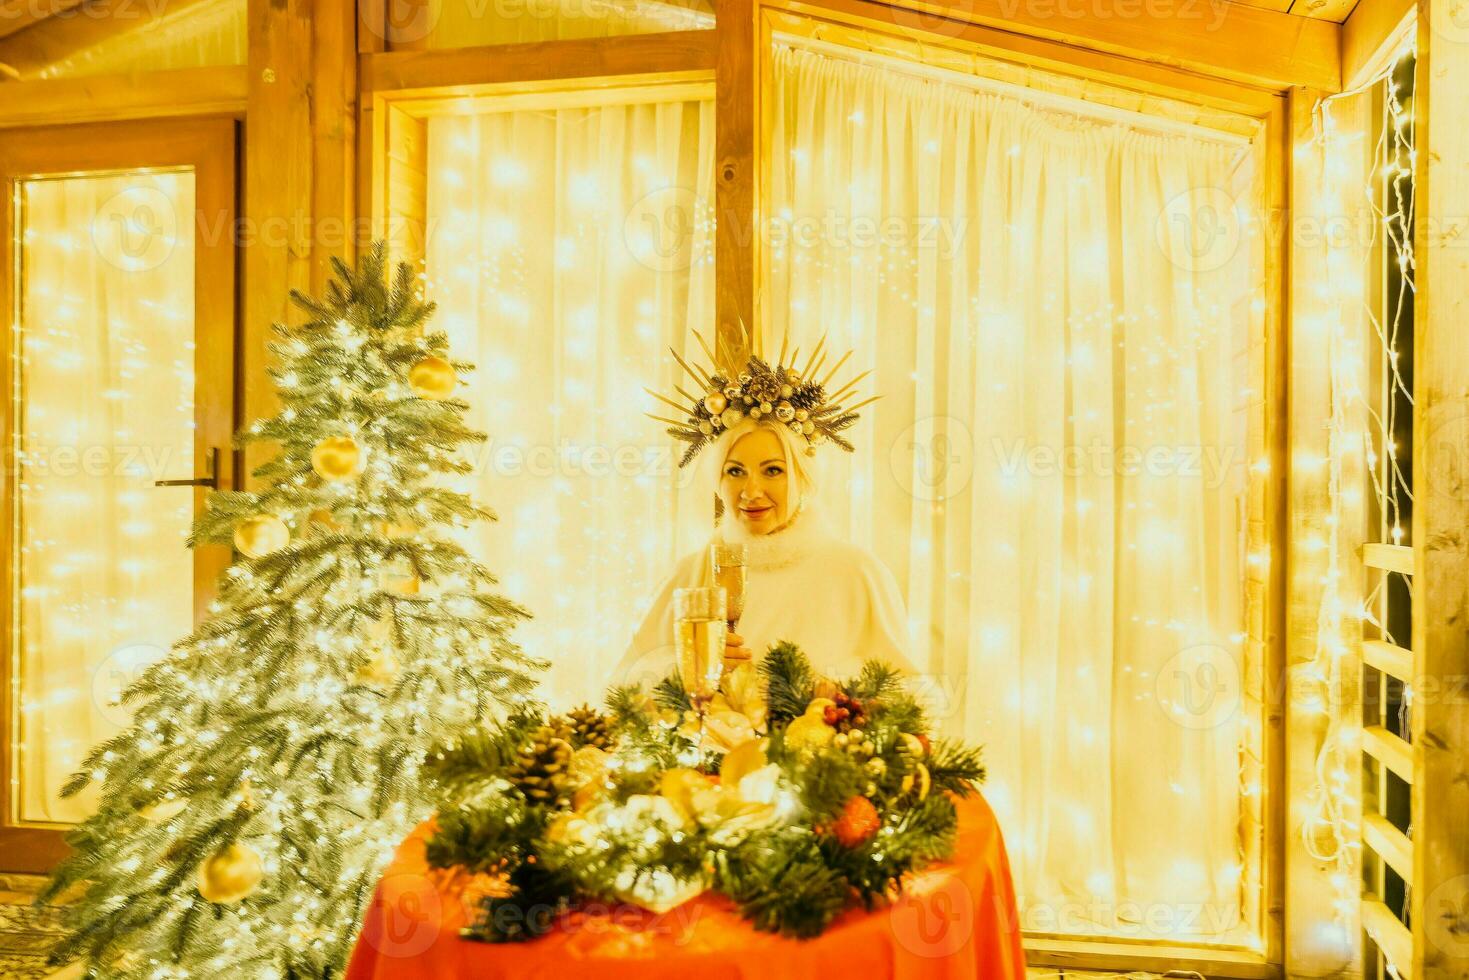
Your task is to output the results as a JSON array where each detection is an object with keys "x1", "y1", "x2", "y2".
[{"x1": 616, "y1": 505, "x2": 918, "y2": 690}]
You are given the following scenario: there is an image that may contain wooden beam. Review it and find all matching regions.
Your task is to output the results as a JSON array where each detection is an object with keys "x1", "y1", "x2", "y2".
[
  {"x1": 1340, "y1": 0, "x2": 1414, "y2": 89},
  {"x1": 1412, "y1": 4, "x2": 1469, "y2": 978},
  {"x1": 312, "y1": 0, "x2": 359, "y2": 296},
  {"x1": 766, "y1": 0, "x2": 1281, "y2": 119},
  {"x1": 788, "y1": 0, "x2": 1340, "y2": 91},
  {"x1": 1285, "y1": 82, "x2": 1366, "y2": 979},
  {"x1": 715, "y1": 0, "x2": 757, "y2": 371},
  {"x1": 0, "y1": 65, "x2": 246, "y2": 128},
  {"x1": 1261, "y1": 92, "x2": 1290, "y2": 972},
  {"x1": 1363, "y1": 897, "x2": 1414, "y2": 980},
  {"x1": 0, "y1": 0, "x2": 82, "y2": 40},
  {"x1": 1288, "y1": 0, "x2": 1359, "y2": 22},
  {"x1": 361, "y1": 31, "x2": 717, "y2": 96},
  {"x1": 1363, "y1": 724, "x2": 1413, "y2": 783},
  {"x1": 1362, "y1": 638, "x2": 1413, "y2": 682},
  {"x1": 1363, "y1": 541, "x2": 1413, "y2": 574},
  {"x1": 358, "y1": 0, "x2": 386, "y2": 54},
  {"x1": 243, "y1": 0, "x2": 359, "y2": 471},
  {"x1": 0, "y1": 0, "x2": 216, "y2": 78},
  {"x1": 1363, "y1": 811, "x2": 1413, "y2": 882},
  {"x1": 1024, "y1": 937, "x2": 1279, "y2": 979}
]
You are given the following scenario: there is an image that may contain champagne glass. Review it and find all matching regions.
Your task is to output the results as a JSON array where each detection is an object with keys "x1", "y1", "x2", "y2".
[
  {"x1": 674, "y1": 586, "x2": 727, "y2": 702},
  {"x1": 710, "y1": 542, "x2": 747, "y2": 632}
]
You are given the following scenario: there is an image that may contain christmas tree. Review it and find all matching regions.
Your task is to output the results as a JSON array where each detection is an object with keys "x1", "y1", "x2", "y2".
[{"x1": 42, "y1": 244, "x2": 542, "y2": 977}]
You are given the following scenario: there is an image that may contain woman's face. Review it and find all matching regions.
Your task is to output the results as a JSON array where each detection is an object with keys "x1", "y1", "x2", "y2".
[{"x1": 719, "y1": 428, "x2": 790, "y2": 535}]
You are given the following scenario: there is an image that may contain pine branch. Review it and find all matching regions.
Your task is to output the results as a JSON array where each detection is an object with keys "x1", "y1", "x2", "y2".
[
  {"x1": 926, "y1": 739, "x2": 986, "y2": 796},
  {"x1": 759, "y1": 641, "x2": 815, "y2": 723}
]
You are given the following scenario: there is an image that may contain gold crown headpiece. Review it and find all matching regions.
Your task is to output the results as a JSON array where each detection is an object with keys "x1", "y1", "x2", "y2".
[{"x1": 645, "y1": 330, "x2": 879, "y2": 468}]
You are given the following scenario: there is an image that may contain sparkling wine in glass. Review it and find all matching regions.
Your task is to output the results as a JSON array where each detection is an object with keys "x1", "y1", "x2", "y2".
[
  {"x1": 674, "y1": 586, "x2": 727, "y2": 700},
  {"x1": 711, "y1": 542, "x2": 747, "y2": 631}
]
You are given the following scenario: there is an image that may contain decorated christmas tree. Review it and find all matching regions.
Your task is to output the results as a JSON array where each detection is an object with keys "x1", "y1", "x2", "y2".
[{"x1": 42, "y1": 244, "x2": 542, "y2": 977}]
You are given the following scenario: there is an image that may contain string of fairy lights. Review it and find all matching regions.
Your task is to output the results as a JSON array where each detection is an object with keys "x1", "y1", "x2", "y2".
[{"x1": 1303, "y1": 40, "x2": 1415, "y2": 948}]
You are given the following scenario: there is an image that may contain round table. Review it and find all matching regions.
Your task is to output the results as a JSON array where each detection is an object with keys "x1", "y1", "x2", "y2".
[{"x1": 345, "y1": 793, "x2": 1026, "y2": 980}]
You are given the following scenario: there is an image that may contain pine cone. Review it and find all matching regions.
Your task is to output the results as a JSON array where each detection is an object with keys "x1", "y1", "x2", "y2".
[
  {"x1": 557, "y1": 704, "x2": 615, "y2": 750},
  {"x1": 827, "y1": 795, "x2": 881, "y2": 848},
  {"x1": 505, "y1": 726, "x2": 573, "y2": 807}
]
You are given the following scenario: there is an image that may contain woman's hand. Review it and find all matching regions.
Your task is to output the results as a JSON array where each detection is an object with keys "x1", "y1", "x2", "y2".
[{"x1": 723, "y1": 631, "x2": 753, "y2": 669}]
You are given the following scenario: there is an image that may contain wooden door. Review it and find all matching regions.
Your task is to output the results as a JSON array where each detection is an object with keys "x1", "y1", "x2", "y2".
[{"x1": 0, "y1": 116, "x2": 236, "y2": 872}]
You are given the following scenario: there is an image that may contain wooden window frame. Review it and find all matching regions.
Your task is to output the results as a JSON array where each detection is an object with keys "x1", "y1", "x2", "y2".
[{"x1": 0, "y1": 115, "x2": 238, "y2": 872}]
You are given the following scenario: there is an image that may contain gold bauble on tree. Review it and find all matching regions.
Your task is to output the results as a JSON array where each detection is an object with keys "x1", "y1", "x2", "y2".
[
  {"x1": 379, "y1": 564, "x2": 421, "y2": 596},
  {"x1": 232, "y1": 514, "x2": 290, "y2": 558},
  {"x1": 355, "y1": 645, "x2": 400, "y2": 686},
  {"x1": 197, "y1": 842, "x2": 264, "y2": 904},
  {"x1": 311, "y1": 435, "x2": 363, "y2": 481},
  {"x1": 139, "y1": 796, "x2": 187, "y2": 822},
  {"x1": 408, "y1": 355, "x2": 456, "y2": 400}
]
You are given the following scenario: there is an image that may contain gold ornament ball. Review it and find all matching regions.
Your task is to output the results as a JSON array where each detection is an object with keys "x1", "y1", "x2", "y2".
[
  {"x1": 198, "y1": 843, "x2": 264, "y2": 904},
  {"x1": 140, "y1": 796, "x2": 187, "y2": 822},
  {"x1": 311, "y1": 435, "x2": 363, "y2": 482},
  {"x1": 409, "y1": 356, "x2": 457, "y2": 400},
  {"x1": 380, "y1": 568, "x2": 421, "y2": 596},
  {"x1": 704, "y1": 392, "x2": 728, "y2": 415},
  {"x1": 233, "y1": 515, "x2": 290, "y2": 558},
  {"x1": 374, "y1": 519, "x2": 418, "y2": 539},
  {"x1": 355, "y1": 646, "x2": 400, "y2": 686}
]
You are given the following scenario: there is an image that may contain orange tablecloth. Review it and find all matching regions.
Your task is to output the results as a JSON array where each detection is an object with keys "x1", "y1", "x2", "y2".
[{"x1": 345, "y1": 794, "x2": 1025, "y2": 980}]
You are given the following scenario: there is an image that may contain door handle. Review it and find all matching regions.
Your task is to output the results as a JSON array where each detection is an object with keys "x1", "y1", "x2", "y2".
[{"x1": 154, "y1": 447, "x2": 220, "y2": 489}]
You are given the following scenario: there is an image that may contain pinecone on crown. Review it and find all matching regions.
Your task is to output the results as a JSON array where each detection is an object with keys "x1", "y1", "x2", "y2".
[
  {"x1": 506, "y1": 726, "x2": 573, "y2": 807},
  {"x1": 556, "y1": 704, "x2": 615, "y2": 751}
]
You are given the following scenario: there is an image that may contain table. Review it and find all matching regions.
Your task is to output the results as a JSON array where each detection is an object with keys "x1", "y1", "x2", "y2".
[{"x1": 345, "y1": 793, "x2": 1026, "y2": 980}]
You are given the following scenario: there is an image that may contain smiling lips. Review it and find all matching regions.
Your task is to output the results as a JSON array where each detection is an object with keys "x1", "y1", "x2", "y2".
[{"x1": 740, "y1": 504, "x2": 774, "y2": 519}]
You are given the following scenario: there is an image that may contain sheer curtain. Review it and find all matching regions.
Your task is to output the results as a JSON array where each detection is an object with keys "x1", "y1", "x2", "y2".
[
  {"x1": 16, "y1": 172, "x2": 198, "y2": 822},
  {"x1": 767, "y1": 44, "x2": 1257, "y2": 940},
  {"x1": 424, "y1": 99, "x2": 715, "y2": 706}
]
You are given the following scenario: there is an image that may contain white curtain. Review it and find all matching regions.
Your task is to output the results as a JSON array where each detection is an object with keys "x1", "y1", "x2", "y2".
[
  {"x1": 767, "y1": 44, "x2": 1256, "y2": 940},
  {"x1": 425, "y1": 99, "x2": 716, "y2": 706},
  {"x1": 16, "y1": 172, "x2": 198, "y2": 822}
]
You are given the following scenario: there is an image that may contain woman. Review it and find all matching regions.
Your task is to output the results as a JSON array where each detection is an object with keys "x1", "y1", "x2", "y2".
[{"x1": 618, "y1": 415, "x2": 918, "y2": 687}]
